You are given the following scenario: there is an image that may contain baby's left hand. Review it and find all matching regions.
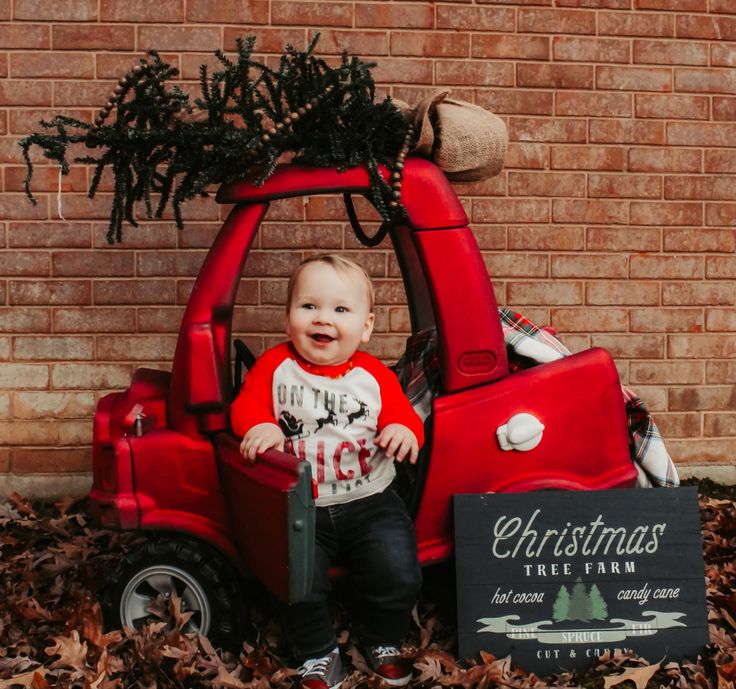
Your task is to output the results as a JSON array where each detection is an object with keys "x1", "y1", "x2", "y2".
[{"x1": 375, "y1": 423, "x2": 419, "y2": 464}]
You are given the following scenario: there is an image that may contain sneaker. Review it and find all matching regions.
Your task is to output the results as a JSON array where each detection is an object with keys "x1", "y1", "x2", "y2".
[
  {"x1": 297, "y1": 648, "x2": 346, "y2": 689},
  {"x1": 363, "y1": 645, "x2": 413, "y2": 686}
]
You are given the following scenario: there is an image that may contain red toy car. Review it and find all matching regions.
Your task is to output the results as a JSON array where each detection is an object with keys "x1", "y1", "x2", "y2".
[{"x1": 90, "y1": 159, "x2": 636, "y2": 643}]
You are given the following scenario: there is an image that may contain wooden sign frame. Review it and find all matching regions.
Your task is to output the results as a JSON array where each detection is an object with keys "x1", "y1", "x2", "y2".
[{"x1": 454, "y1": 487, "x2": 708, "y2": 674}]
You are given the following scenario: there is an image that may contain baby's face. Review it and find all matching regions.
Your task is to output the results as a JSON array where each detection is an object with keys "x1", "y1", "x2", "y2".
[{"x1": 286, "y1": 262, "x2": 375, "y2": 367}]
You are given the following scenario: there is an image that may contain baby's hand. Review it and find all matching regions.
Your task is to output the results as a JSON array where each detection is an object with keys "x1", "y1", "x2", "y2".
[
  {"x1": 375, "y1": 423, "x2": 419, "y2": 464},
  {"x1": 240, "y1": 423, "x2": 285, "y2": 462}
]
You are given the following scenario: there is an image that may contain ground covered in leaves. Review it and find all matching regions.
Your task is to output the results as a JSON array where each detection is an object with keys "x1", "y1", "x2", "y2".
[{"x1": 1, "y1": 479, "x2": 735, "y2": 689}]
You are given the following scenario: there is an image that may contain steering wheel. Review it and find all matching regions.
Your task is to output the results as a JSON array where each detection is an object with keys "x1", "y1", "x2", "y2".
[{"x1": 232, "y1": 339, "x2": 257, "y2": 397}]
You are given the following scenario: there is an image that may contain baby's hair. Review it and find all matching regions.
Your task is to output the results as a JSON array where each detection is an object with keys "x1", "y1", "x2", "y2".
[{"x1": 287, "y1": 254, "x2": 375, "y2": 312}]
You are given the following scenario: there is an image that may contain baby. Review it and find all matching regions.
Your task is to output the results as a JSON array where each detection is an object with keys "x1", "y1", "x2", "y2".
[{"x1": 231, "y1": 254, "x2": 424, "y2": 689}]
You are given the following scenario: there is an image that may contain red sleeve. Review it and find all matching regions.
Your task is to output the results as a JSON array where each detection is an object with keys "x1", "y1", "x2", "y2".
[
  {"x1": 230, "y1": 343, "x2": 290, "y2": 437},
  {"x1": 355, "y1": 352, "x2": 425, "y2": 448}
]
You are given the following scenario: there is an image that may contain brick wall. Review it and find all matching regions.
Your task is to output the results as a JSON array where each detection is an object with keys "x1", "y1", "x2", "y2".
[{"x1": 1, "y1": 0, "x2": 735, "y2": 495}]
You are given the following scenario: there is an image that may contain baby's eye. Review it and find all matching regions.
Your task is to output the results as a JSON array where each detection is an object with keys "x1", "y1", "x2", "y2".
[
  {"x1": 301, "y1": 303, "x2": 315, "y2": 310},
  {"x1": 335, "y1": 306, "x2": 349, "y2": 313}
]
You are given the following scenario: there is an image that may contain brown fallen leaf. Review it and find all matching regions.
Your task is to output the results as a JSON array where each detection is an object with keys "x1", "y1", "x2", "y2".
[
  {"x1": 45, "y1": 629, "x2": 88, "y2": 673},
  {"x1": 0, "y1": 669, "x2": 46, "y2": 689},
  {"x1": 603, "y1": 662, "x2": 661, "y2": 689}
]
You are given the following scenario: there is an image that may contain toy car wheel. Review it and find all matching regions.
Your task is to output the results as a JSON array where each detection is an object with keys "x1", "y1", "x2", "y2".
[{"x1": 105, "y1": 536, "x2": 244, "y2": 645}]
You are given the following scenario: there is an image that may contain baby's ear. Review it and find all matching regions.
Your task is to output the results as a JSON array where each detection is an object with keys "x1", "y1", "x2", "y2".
[{"x1": 361, "y1": 312, "x2": 376, "y2": 343}]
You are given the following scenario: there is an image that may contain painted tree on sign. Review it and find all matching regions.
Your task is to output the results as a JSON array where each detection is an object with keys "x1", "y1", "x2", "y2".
[
  {"x1": 552, "y1": 585, "x2": 571, "y2": 622},
  {"x1": 589, "y1": 583, "x2": 609, "y2": 621},
  {"x1": 568, "y1": 578, "x2": 592, "y2": 622}
]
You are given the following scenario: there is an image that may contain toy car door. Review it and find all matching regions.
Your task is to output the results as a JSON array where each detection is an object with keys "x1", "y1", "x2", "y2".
[{"x1": 215, "y1": 433, "x2": 315, "y2": 603}]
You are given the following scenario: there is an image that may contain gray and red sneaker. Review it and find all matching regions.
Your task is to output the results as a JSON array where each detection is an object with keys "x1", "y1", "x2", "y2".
[
  {"x1": 297, "y1": 648, "x2": 346, "y2": 689},
  {"x1": 362, "y1": 645, "x2": 413, "y2": 686}
]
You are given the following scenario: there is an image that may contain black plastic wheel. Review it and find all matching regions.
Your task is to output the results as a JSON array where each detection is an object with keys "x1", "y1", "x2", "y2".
[{"x1": 104, "y1": 535, "x2": 245, "y2": 647}]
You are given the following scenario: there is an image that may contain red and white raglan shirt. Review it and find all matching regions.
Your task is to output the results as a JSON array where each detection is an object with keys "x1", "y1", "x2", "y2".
[{"x1": 231, "y1": 343, "x2": 425, "y2": 506}]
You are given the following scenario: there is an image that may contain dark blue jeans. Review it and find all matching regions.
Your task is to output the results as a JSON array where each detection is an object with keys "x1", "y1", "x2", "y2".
[{"x1": 281, "y1": 486, "x2": 422, "y2": 662}]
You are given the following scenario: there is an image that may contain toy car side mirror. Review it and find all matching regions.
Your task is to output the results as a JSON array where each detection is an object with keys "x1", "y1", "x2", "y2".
[{"x1": 186, "y1": 322, "x2": 225, "y2": 411}]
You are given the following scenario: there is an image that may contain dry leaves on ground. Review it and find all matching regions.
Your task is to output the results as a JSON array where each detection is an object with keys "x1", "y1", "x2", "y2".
[{"x1": 0, "y1": 479, "x2": 734, "y2": 689}]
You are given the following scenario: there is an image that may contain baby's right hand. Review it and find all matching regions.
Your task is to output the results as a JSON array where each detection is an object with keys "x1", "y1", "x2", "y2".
[{"x1": 240, "y1": 423, "x2": 285, "y2": 462}]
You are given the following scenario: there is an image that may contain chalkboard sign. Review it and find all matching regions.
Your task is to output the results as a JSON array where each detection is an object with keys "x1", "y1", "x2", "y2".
[{"x1": 454, "y1": 487, "x2": 708, "y2": 674}]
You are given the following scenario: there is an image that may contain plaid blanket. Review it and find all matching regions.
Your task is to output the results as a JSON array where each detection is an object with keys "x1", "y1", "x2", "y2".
[{"x1": 393, "y1": 308, "x2": 679, "y2": 489}]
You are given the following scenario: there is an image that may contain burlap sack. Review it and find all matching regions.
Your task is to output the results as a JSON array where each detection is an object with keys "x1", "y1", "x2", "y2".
[{"x1": 394, "y1": 91, "x2": 507, "y2": 181}]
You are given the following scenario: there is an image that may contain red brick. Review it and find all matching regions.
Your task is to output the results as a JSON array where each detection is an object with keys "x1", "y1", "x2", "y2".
[
  {"x1": 706, "y1": 257, "x2": 736, "y2": 279},
  {"x1": 186, "y1": 0, "x2": 268, "y2": 23},
  {"x1": 274, "y1": 0, "x2": 353, "y2": 26},
  {"x1": 0, "y1": 54, "x2": 6, "y2": 78},
  {"x1": 505, "y1": 143, "x2": 549, "y2": 169},
  {"x1": 711, "y1": 44, "x2": 736, "y2": 68},
  {"x1": 628, "y1": 148, "x2": 701, "y2": 173},
  {"x1": 372, "y1": 58, "x2": 433, "y2": 85},
  {"x1": 472, "y1": 34, "x2": 549, "y2": 61},
  {"x1": 599, "y1": 11, "x2": 674, "y2": 36},
  {"x1": 93, "y1": 222, "x2": 178, "y2": 249},
  {"x1": 483, "y1": 254, "x2": 548, "y2": 278},
  {"x1": 136, "y1": 251, "x2": 206, "y2": 277},
  {"x1": 101, "y1": 0, "x2": 184, "y2": 21},
  {"x1": 630, "y1": 361, "x2": 703, "y2": 384},
  {"x1": 630, "y1": 308, "x2": 703, "y2": 332},
  {"x1": 137, "y1": 307, "x2": 186, "y2": 332},
  {"x1": 669, "y1": 334, "x2": 736, "y2": 358},
  {"x1": 12, "y1": 391, "x2": 93, "y2": 419},
  {"x1": 0, "y1": 194, "x2": 43, "y2": 223},
  {"x1": 11, "y1": 447, "x2": 92, "y2": 472},
  {"x1": 633, "y1": 39, "x2": 708, "y2": 66},
  {"x1": 665, "y1": 176, "x2": 736, "y2": 201},
  {"x1": 13, "y1": 336, "x2": 93, "y2": 360},
  {"x1": 10, "y1": 108, "x2": 92, "y2": 134},
  {"x1": 0, "y1": 251, "x2": 49, "y2": 277},
  {"x1": 0, "y1": 308, "x2": 50, "y2": 333},
  {"x1": 15, "y1": 0, "x2": 97, "y2": 20},
  {"x1": 669, "y1": 386, "x2": 732, "y2": 410},
  {"x1": 260, "y1": 223, "x2": 342, "y2": 250},
  {"x1": 0, "y1": 24, "x2": 50, "y2": 49},
  {"x1": 52, "y1": 251, "x2": 133, "y2": 277},
  {"x1": 509, "y1": 117, "x2": 587, "y2": 143},
  {"x1": 631, "y1": 255, "x2": 703, "y2": 279},
  {"x1": 705, "y1": 150, "x2": 736, "y2": 174},
  {"x1": 518, "y1": 63, "x2": 594, "y2": 89},
  {"x1": 223, "y1": 28, "x2": 305, "y2": 54},
  {"x1": 507, "y1": 281, "x2": 584, "y2": 305},
  {"x1": 94, "y1": 279, "x2": 176, "y2": 305},
  {"x1": 243, "y1": 251, "x2": 303, "y2": 278},
  {"x1": 52, "y1": 24, "x2": 134, "y2": 50},
  {"x1": 508, "y1": 225, "x2": 584, "y2": 251},
  {"x1": 437, "y1": 5, "x2": 514, "y2": 30},
  {"x1": 706, "y1": 203, "x2": 736, "y2": 227},
  {"x1": 233, "y1": 306, "x2": 285, "y2": 333},
  {"x1": 676, "y1": 68, "x2": 736, "y2": 95},
  {"x1": 137, "y1": 25, "x2": 222, "y2": 51},
  {"x1": 453, "y1": 176, "x2": 508, "y2": 198},
  {"x1": 669, "y1": 438, "x2": 736, "y2": 462},
  {"x1": 97, "y1": 335, "x2": 176, "y2": 361},
  {"x1": 0, "y1": 362, "x2": 49, "y2": 388},
  {"x1": 586, "y1": 226, "x2": 661, "y2": 252},
  {"x1": 42, "y1": 193, "x2": 111, "y2": 221},
  {"x1": 551, "y1": 146, "x2": 624, "y2": 171},
  {"x1": 552, "y1": 254, "x2": 628, "y2": 278},
  {"x1": 0, "y1": 0, "x2": 8, "y2": 19},
  {"x1": 518, "y1": 9, "x2": 596, "y2": 34},
  {"x1": 476, "y1": 89, "x2": 553, "y2": 115},
  {"x1": 663, "y1": 282, "x2": 734, "y2": 306},
  {"x1": 706, "y1": 362, "x2": 736, "y2": 384},
  {"x1": 710, "y1": 0, "x2": 735, "y2": 10},
  {"x1": 590, "y1": 174, "x2": 661, "y2": 199},
  {"x1": 631, "y1": 201, "x2": 703, "y2": 225},
  {"x1": 9, "y1": 52, "x2": 94, "y2": 78},
  {"x1": 9, "y1": 280, "x2": 90, "y2": 305},
  {"x1": 4, "y1": 165, "x2": 87, "y2": 193},
  {"x1": 51, "y1": 363, "x2": 132, "y2": 390},
  {"x1": 9, "y1": 222, "x2": 92, "y2": 248},
  {"x1": 557, "y1": 92, "x2": 632, "y2": 117},
  {"x1": 597, "y1": 65, "x2": 672, "y2": 92},
  {"x1": 553, "y1": 36, "x2": 630, "y2": 63},
  {"x1": 637, "y1": 0, "x2": 706, "y2": 8},
  {"x1": 586, "y1": 281, "x2": 660, "y2": 305},
  {"x1": 665, "y1": 228, "x2": 735, "y2": 253},
  {"x1": 54, "y1": 307, "x2": 136, "y2": 333},
  {"x1": 636, "y1": 94, "x2": 709, "y2": 120},
  {"x1": 656, "y1": 412, "x2": 702, "y2": 439},
  {"x1": 552, "y1": 199, "x2": 628, "y2": 224},
  {"x1": 391, "y1": 32, "x2": 468, "y2": 58},
  {"x1": 676, "y1": 14, "x2": 736, "y2": 40},
  {"x1": 96, "y1": 52, "x2": 180, "y2": 79},
  {"x1": 436, "y1": 61, "x2": 514, "y2": 87},
  {"x1": 592, "y1": 333, "x2": 665, "y2": 358},
  {"x1": 714, "y1": 97, "x2": 736, "y2": 122},
  {"x1": 551, "y1": 307, "x2": 628, "y2": 332},
  {"x1": 590, "y1": 119, "x2": 664, "y2": 144},
  {"x1": 472, "y1": 198, "x2": 550, "y2": 224},
  {"x1": 557, "y1": 0, "x2": 630, "y2": 8},
  {"x1": 304, "y1": 30, "x2": 388, "y2": 56},
  {"x1": 509, "y1": 171, "x2": 585, "y2": 197},
  {"x1": 706, "y1": 309, "x2": 736, "y2": 331},
  {"x1": 703, "y1": 412, "x2": 736, "y2": 437}
]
